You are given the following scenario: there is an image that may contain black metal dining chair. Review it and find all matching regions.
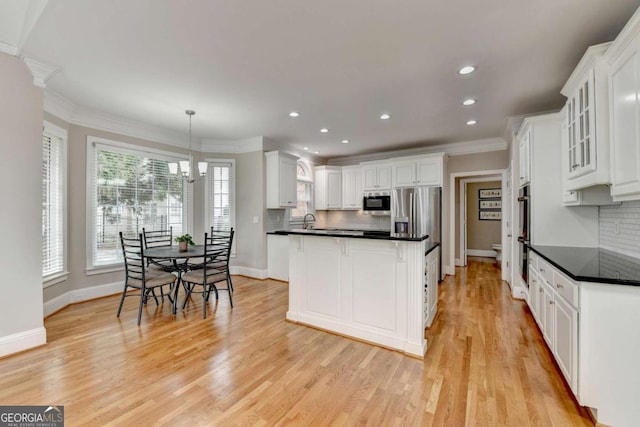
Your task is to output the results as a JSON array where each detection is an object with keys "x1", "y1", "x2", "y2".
[
  {"x1": 186, "y1": 228, "x2": 234, "y2": 287},
  {"x1": 117, "y1": 232, "x2": 177, "y2": 325},
  {"x1": 181, "y1": 230, "x2": 234, "y2": 318}
]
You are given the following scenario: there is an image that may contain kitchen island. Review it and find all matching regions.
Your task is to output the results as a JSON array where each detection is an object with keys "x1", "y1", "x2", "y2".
[{"x1": 274, "y1": 229, "x2": 439, "y2": 358}]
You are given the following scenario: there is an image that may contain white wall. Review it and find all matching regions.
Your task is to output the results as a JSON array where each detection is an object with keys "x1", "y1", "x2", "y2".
[{"x1": 0, "y1": 53, "x2": 46, "y2": 355}]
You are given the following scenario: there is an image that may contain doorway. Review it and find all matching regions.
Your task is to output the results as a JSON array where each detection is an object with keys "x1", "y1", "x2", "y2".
[{"x1": 459, "y1": 177, "x2": 502, "y2": 267}]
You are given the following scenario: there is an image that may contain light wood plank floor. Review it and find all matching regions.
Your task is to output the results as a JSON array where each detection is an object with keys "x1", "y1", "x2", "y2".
[{"x1": 0, "y1": 261, "x2": 593, "y2": 426}]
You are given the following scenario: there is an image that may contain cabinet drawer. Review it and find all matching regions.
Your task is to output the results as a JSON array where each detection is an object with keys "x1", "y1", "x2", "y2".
[
  {"x1": 537, "y1": 258, "x2": 554, "y2": 287},
  {"x1": 554, "y1": 270, "x2": 579, "y2": 307}
]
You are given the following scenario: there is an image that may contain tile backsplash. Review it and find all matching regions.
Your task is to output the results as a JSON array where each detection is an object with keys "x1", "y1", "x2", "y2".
[
  {"x1": 599, "y1": 201, "x2": 640, "y2": 257},
  {"x1": 265, "y1": 209, "x2": 390, "y2": 232}
]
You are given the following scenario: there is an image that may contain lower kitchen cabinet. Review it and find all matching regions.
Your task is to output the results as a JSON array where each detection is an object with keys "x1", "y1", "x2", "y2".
[
  {"x1": 527, "y1": 257, "x2": 579, "y2": 397},
  {"x1": 554, "y1": 294, "x2": 578, "y2": 392},
  {"x1": 267, "y1": 234, "x2": 289, "y2": 281}
]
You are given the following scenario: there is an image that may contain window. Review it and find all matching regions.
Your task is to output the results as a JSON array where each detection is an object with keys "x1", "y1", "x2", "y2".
[
  {"x1": 290, "y1": 161, "x2": 313, "y2": 220},
  {"x1": 42, "y1": 122, "x2": 67, "y2": 281},
  {"x1": 87, "y1": 137, "x2": 192, "y2": 269},
  {"x1": 205, "y1": 160, "x2": 235, "y2": 254}
]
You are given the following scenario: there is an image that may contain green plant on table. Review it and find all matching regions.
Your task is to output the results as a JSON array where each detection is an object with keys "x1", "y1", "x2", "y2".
[{"x1": 174, "y1": 234, "x2": 196, "y2": 246}]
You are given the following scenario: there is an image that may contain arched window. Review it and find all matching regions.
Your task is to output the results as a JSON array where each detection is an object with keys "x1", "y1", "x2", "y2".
[{"x1": 290, "y1": 161, "x2": 313, "y2": 220}]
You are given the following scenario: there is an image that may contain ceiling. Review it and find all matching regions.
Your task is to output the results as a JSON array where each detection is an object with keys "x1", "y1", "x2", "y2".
[{"x1": 2, "y1": 0, "x2": 640, "y2": 159}]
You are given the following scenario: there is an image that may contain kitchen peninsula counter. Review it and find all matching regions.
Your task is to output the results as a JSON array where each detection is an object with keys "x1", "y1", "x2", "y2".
[{"x1": 283, "y1": 231, "x2": 440, "y2": 358}]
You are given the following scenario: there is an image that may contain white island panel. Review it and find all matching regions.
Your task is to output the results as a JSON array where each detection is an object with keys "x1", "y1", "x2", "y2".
[{"x1": 287, "y1": 234, "x2": 436, "y2": 358}]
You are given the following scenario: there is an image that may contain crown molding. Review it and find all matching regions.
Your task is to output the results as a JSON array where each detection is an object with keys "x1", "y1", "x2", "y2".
[
  {"x1": 44, "y1": 89, "x2": 192, "y2": 149},
  {"x1": 326, "y1": 137, "x2": 507, "y2": 166},
  {"x1": 561, "y1": 42, "x2": 610, "y2": 96},
  {"x1": 605, "y1": 5, "x2": 640, "y2": 65},
  {"x1": 23, "y1": 57, "x2": 59, "y2": 88},
  {"x1": 0, "y1": 42, "x2": 18, "y2": 56},
  {"x1": 201, "y1": 136, "x2": 264, "y2": 154}
]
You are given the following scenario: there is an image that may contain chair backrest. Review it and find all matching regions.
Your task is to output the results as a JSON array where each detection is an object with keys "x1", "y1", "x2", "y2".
[
  {"x1": 203, "y1": 229, "x2": 234, "y2": 274},
  {"x1": 142, "y1": 227, "x2": 173, "y2": 248},
  {"x1": 119, "y1": 232, "x2": 145, "y2": 283},
  {"x1": 210, "y1": 227, "x2": 233, "y2": 250}
]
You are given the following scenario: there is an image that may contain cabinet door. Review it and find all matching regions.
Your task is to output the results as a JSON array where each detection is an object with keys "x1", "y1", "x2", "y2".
[
  {"x1": 342, "y1": 168, "x2": 362, "y2": 209},
  {"x1": 569, "y1": 72, "x2": 597, "y2": 179},
  {"x1": 416, "y1": 158, "x2": 442, "y2": 186},
  {"x1": 280, "y1": 157, "x2": 297, "y2": 207},
  {"x1": 427, "y1": 251, "x2": 438, "y2": 325},
  {"x1": 377, "y1": 165, "x2": 392, "y2": 190},
  {"x1": 610, "y1": 38, "x2": 640, "y2": 199},
  {"x1": 393, "y1": 161, "x2": 416, "y2": 187},
  {"x1": 542, "y1": 283, "x2": 555, "y2": 349},
  {"x1": 363, "y1": 166, "x2": 378, "y2": 191},
  {"x1": 528, "y1": 269, "x2": 539, "y2": 321},
  {"x1": 327, "y1": 170, "x2": 342, "y2": 209},
  {"x1": 554, "y1": 296, "x2": 578, "y2": 394}
]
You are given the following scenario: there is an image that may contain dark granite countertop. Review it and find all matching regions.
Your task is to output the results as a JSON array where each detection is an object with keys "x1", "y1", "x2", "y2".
[
  {"x1": 529, "y1": 245, "x2": 640, "y2": 287},
  {"x1": 425, "y1": 241, "x2": 439, "y2": 256},
  {"x1": 267, "y1": 228, "x2": 431, "y2": 242}
]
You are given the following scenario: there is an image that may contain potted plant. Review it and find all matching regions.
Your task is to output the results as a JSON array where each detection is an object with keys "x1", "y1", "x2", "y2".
[{"x1": 175, "y1": 234, "x2": 195, "y2": 252}]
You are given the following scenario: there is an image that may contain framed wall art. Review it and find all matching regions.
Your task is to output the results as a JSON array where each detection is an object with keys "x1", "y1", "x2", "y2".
[{"x1": 479, "y1": 188, "x2": 501, "y2": 199}]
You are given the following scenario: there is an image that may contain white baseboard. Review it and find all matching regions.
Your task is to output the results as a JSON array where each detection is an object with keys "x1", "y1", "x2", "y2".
[
  {"x1": 467, "y1": 249, "x2": 497, "y2": 258},
  {"x1": 511, "y1": 285, "x2": 527, "y2": 300},
  {"x1": 445, "y1": 264, "x2": 455, "y2": 276},
  {"x1": 0, "y1": 327, "x2": 47, "y2": 358},
  {"x1": 455, "y1": 258, "x2": 463, "y2": 267},
  {"x1": 230, "y1": 266, "x2": 267, "y2": 279},
  {"x1": 44, "y1": 281, "x2": 123, "y2": 317}
]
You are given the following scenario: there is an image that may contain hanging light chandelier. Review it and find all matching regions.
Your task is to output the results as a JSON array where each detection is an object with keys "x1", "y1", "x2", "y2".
[{"x1": 168, "y1": 110, "x2": 207, "y2": 183}]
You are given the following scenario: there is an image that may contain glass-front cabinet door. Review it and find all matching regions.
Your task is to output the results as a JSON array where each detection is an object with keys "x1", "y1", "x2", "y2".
[{"x1": 566, "y1": 71, "x2": 596, "y2": 179}]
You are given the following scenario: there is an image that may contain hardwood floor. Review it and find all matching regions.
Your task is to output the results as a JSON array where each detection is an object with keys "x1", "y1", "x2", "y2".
[{"x1": 0, "y1": 262, "x2": 593, "y2": 426}]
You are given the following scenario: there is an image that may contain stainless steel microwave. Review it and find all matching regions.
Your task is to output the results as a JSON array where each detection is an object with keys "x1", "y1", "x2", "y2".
[{"x1": 362, "y1": 192, "x2": 391, "y2": 215}]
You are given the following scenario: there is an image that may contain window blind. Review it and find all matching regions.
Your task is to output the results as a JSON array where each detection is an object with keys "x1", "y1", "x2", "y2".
[
  {"x1": 89, "y1": 142, "x2": 192, "y2": 267},
  {"x1": 42, "y1": 133, "x2": 64, "y2": 276}
]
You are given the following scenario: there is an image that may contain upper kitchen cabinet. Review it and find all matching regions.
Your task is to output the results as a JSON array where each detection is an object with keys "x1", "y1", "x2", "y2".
[
  {"x1": 265, "y1": 151, "x2": 298, "y2": 209},
  {"x1": 392, "y1": 154, "x2": 444, "y2": 188},
  {"x1": 362, "y1": 162, "x2": 392, "y2": 191},
  {"x1": 606, "y1": 9, "x2": 640, "y2": 201},
  {"x1": 560, "y1": 43, "x2": 612, "y2": 191},
  {"x1": 342, "y1": 165, "x2": 363, "y2": 209},
  {"x1": 517, "y1": 122, "x2": 531, "y2": 187},
  {"x1": 315, "y1": 166, "x2": 342, "y2": 210}
]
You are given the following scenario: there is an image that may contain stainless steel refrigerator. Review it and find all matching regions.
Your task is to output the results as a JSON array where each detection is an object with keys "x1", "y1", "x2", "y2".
[{"x1": 391, "y1": 186, "x2": 442, "y2": 280}]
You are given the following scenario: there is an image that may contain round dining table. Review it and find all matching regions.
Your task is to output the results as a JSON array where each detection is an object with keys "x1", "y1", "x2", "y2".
[{"x1": 143, "y1": 245, "x2": 207, "y2": 315}]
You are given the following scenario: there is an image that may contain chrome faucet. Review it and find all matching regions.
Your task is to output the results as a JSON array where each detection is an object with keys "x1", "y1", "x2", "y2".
[{"x1": 303, "y1": 213, "x2": 316, "y2": 230}]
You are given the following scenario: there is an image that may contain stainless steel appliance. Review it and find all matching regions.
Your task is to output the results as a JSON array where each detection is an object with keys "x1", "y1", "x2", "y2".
[
  {"x1": 517, "y1": 184, "x2": 530, "y2": 286},
  {"x1": 362, "y1": 191, "x2": 391, "y2": 215},
  {"x1": 391, "y1": 186, "x2": 442, "y2": 280}
]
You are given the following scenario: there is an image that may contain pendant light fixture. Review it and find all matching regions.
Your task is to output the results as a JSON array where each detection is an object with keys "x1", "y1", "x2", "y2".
[{"x1": 169, "y1": 110, "x2": 208, "y2": 183}]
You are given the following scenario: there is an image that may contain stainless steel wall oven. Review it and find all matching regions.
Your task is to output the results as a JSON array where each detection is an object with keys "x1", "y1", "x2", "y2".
[{"x1": 517, "y1": 185, "x2": 530, "y2": 285}]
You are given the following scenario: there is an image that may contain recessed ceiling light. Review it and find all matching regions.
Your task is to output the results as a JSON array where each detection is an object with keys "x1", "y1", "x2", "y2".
[
  {"x1": 466, "y1": 120, "x2": 478, "y2": 125},
  {"x1": 314, "y1": 151, "x2": 319, "y2": 154},
  {"x1": 320, "y1": 128, "x2": 329, "y2": 133},
  {"x1": 341, "y1": 139, "x2": 350, "y2": 144},
  {"x1": 303, "y1": 147, "x2": 309, "y2": 150},
  {"x1": 462, "y1": 98, "x2": 476, "y2": 106},
  {"x1": 380, "y1": 113, "x2": 391, "y2": 120},
  {"x1": 289, "y1": 111, "x2": 300, "y2": 117},
  {"x1": 458, "y1": 66, "x2": 477, "y2": 75}
]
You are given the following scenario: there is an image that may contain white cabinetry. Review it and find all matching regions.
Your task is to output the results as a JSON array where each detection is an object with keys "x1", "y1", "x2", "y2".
[
  {"x1": 392, "y1": 155, "x2": 444, "y2": 188},
  {"x1": 424, "y1": 247, "x2": 439, "y2": 328},
  {"x1": 314, "y1": 166, "x2": 342, "y2": 210},
  {"x1": 362, "y1": 162, "x2": 392, "y2": 191},
  {"x1": 606, "y1": 17, "x2": 640, "y2": 201},
  {"x1": 561, "y1": 43, "x2": 611, "y2": 191},
  {"x1": 518, "y1": 124, "x2": 531, "y2": 187},
  {"x1": 527, "y1": 253, "x2": 579, "y2": 395},
  {"x1": 265, "y1": 151, "x2": 297, "y2": 209},
  {"x1": 341, "y1": 165, "x2": 363, "y2": 209}
]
